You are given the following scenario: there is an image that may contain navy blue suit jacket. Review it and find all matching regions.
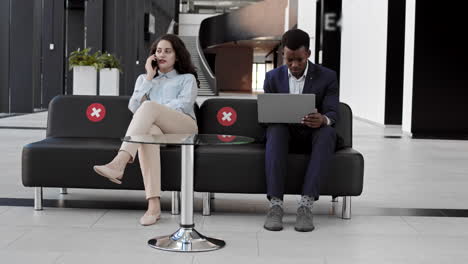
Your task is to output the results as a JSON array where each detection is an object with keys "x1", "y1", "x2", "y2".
[{"x1": 263, "y1": 61, "x2": 339, "y2": 124}]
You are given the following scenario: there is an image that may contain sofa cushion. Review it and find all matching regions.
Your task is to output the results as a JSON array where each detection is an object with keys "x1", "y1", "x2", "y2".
[
  {"x1": 47, "y1": 95, "x2": 132, "y2": 139},
  {"x1": 287, "y1": 148, "x2": 364, "y2": 196},
  {"x1": 194, "y1": 145, "x2": 363, "y2": 196},
  {"x1": 198, "y1": 98, "x2": 353, "y2": 148},
  {"x1": 47, "y1": 95, "x2": 201, "y2": 140},
  {"x1": 22, "y1": 137, "x2": 182, "y2": 191},
  {"x1": 198, "y1": 98, "x2": 265, "y2": 142}
]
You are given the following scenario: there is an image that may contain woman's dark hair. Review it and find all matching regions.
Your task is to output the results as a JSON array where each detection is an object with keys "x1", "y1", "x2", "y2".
[
  {"x1": 149, "y1": 34, "x2": 200, "y2": 88},
  {"x1": 281, "y1": 29, "x2": 310, "y2": 51}
]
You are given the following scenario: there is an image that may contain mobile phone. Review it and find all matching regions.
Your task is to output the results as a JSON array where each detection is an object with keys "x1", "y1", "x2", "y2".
[{"x1": 151, "y1": 56, "x2": 158, "y2": 69}]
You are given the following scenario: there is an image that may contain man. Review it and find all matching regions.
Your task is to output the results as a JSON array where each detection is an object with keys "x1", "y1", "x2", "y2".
[{"x1": 263, "y1": 29, "x2": 339, "y2": 232}]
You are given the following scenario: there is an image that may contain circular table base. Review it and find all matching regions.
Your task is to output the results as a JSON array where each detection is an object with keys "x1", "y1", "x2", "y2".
[{"x1": 148, "y1": 227, "x2": 225, "y2": 252}]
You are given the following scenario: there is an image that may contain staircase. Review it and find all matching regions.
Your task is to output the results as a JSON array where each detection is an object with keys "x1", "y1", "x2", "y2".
[{"x1": 179, "y1": 36, "x2": 216, "y2": 96}]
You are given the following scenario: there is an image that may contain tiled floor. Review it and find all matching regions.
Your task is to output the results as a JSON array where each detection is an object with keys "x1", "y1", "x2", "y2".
[{"x1": 1, "y1": 93, "x2": 468, "y2": 263}]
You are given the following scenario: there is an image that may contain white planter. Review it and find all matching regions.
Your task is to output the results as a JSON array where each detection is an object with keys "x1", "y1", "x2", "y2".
[
  {"x1": 99, "y1": 68, "x2": 120, "y2": 96},
  {"x1": 73, "y1": 66, "x2": 97, "y2": 95}
]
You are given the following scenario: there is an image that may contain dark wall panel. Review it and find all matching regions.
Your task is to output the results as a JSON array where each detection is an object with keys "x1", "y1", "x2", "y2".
[
  {"x1": 384, "y1": 0, "x2": 405, "y2": 125},
  {"x1": 42, "y1": 0, "x2": 65, "y2": 107},
  {"x1": 123, "y1": 0, "x2": 137, "y2": 96},
  {"x1": 82, "y1": 0, "x2": 103, "y2": 93},
  {"x1": 1, "y1": 0, "x2": 177, "y2": 112},
  {"x1": 65, "y1": 3, "x2": 85, "y2": 95},
  {"x1": 0, "y1": 1, "x2": 10, "y2": 112},
  {"x1": 103, "y1": 0, "x2": 123, "y2": 93},
  {"x1": 84, "y1": 0, "x2": 103, "y2": 51},
  {"x1": 411, "y1": 1, "x2": 468, "y2": 138},
  {"x1": 103, "y1": 0, "x2": 116, "y2": 54},
  {"x1": 314, "y1": 0, "x2": 321, "y2": 65},
  {"x1": 152, "y1": 0, "x2": 178, "y2": 38},
  {"x1": 32, "y1": 0, "x2": 43, "y2": 108},
  {"x1": 10, "y1": 0, "x2": 34, "y2": 113},
  {"x1": 319, "y1": 0, "x2": 341, "y2": 79},
  {"x1": 116, "y1": 0, "x2": 129, "y2": 95},
  {"x1": 102, "y1": 0, "x2": 178, "y2": 96}
]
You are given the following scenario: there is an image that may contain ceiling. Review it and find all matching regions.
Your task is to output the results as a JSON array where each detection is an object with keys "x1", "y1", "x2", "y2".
[
  {"x1": 206, "y1": 39, "x2": 281, "y2": 58},
  {"x1": 181, "y1": 0, "x2": 264, "y2": 13}
]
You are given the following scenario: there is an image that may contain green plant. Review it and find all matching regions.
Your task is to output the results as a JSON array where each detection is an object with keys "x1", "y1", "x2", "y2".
[
  {"x1": 97, "y1": 52, "x2": 123, "y2": 72},
  {"x1": 68, "y1": 48, "x2": 100, "y2": 70}
]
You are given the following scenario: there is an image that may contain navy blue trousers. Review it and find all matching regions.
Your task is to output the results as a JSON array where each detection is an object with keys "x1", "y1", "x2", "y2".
[{"x1": 265, "y1": 124, "x2": 336, "y2": 200}]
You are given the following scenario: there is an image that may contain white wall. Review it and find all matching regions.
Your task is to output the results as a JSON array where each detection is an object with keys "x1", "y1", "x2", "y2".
[
  {"x1": 339, "y1": 0, "x2": 389, "y2": 125},
  {"x1": 178, "y1": 13, "x2": 221, "y2": 36},
  {"x1": 402, "y1": 0, "x2": 416, "y2": 134},
  {"x1": 298, "y1": 0, "x2": 317, "y2": 63}
]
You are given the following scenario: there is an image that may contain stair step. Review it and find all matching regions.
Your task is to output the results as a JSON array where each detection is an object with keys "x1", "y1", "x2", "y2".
[{"x1": 182, "y1": 36, "x2": 215, "y2": 96}]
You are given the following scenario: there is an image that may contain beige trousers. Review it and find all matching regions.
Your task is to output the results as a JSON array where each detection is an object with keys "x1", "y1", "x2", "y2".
[{"x1": 120, "y1": 101, "x2": 198, "y2": 199}]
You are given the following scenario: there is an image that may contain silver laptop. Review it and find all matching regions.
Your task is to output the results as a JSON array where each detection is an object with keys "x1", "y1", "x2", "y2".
[{"x1": 257, "y1": 94, "x2": 316, "y2": 123}]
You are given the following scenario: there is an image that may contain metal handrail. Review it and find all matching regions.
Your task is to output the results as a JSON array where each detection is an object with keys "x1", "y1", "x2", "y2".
[{"x1": 196, "y1": 35, "x2": 217, "y2": 95}]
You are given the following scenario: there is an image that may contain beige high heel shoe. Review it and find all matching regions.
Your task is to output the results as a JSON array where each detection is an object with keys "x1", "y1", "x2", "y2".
[
  {"x1": 94, "y1": 151, "x2": 130, "y2": 184},
  {"x1": 93, "y1": 165, "x2": 124, "y2": 184},
  {"x1": 140, "y1": 213, "x2": 161, "y2": 226}
]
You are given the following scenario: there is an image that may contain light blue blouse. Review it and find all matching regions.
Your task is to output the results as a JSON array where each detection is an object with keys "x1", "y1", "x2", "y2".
[{"x1": 128, "y1": 69, "x2": 198, "y2": 120}]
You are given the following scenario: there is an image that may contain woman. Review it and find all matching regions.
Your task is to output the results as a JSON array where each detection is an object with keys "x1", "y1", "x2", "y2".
[{"x1": 93, "y1": 34, "x2": 199, "y2": 226}]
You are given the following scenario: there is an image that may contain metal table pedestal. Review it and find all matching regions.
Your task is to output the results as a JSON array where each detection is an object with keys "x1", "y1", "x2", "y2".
[{"x1": 147, "y1": 145, "x2": 225, "y2": 252}]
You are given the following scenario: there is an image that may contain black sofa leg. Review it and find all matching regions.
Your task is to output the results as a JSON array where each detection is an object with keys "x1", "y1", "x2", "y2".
[
  {"x1": 202, "y1": 192, "x2": 211, "y2": 216},
  {"x1": 60, "y1": 188, "x2": 68, "y2": 194},
  {"x1": 171, "y1": 191, "x2": 180, "y2": 215},
  {"x1": 342, "y1": 196, "x2": 351, "y2": 219},
  {"x1": 34, "y1": 187, "x2": 43, "y2": 211}
]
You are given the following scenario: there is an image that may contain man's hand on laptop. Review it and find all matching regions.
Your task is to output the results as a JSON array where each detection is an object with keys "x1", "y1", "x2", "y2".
[{"x1": 302, "y1": 113, "x2": 326, "y2": 128}]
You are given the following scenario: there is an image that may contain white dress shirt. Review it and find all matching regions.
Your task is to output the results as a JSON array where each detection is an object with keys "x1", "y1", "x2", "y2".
[{"x1": 128, "y1": 69, "x2": 198, "y2": 120}]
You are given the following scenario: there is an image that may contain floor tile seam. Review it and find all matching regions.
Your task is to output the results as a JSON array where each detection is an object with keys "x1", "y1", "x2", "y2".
[
  {"x1": 0, "y1": 126, "x2": 46, "y2": 130},
  {"x1": 256, "y1": 232, "x2": 429, "y2": 241},
  {"x1": 398, "y1": 215, "x2": 422, "y2": 235},
  {"x1": 0, "y1": 206, "x2": 12, "y2": 216},
  {"x1": 438, "y1": 209, "x2": 450, "y2": 217},
  {"x1": 79, "y1": 224, "x2": 176, "y2": 233},
  {"x1": 89, "y1": 209, "x2": 111, "y2": 228},
  {"x1": 5, "y1": 205, "x2": 468, "y2": 219},
  {"x1": 52, "y1": 253, "x2": 65, "y2": 264},
  {"x1": 2, "y1": 228, "x2": 31, "y2": 250},
  {"x1": 85, "y1": 225, "x2": 177, "y2": 232},
  {"x1": 0, "y1": 223, "x2": 117, "y2": 230},
  {"x1": 2, "y1": 222, "x2": 107, "y2": 231},
  {"x1": 400, "y1": 215, "x2": 422, "y2": 235},
  {"x1": 255, "y1": 230, "x2": 260, "y2": 256},
  {"x1": 415, "y1": 233, "x2": 468, "y2": 239},
  {"x1": 199, "y1": 214, "x2": 206, "y2": 230},
  {"x1": 3, "y1": 199, "x2": 468, "y2": 218},
  {"x1": 288, "y1": 230, "x2": 424, "y2": 237}
]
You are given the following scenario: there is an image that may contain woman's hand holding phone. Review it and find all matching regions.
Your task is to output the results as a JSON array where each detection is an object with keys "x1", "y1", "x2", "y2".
[{"x1": 145, "y1": 54, "x2": 158, "y2": 80}]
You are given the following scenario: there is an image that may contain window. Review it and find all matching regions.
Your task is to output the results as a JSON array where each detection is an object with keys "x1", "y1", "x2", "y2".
[{"x1": 252, "y1": 63, "x2": 266, "y2": 92}]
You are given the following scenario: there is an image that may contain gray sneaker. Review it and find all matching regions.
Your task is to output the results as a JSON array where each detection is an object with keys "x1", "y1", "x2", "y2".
[
  {"x1": 263, "y1": 205, "x2": 284, "y2": 231},
  {"x1": 295, "y1": 206, "x2": 315, "y2": 232}
]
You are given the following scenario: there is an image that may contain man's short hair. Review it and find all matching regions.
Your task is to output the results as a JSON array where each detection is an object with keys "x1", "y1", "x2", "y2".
[{"x1": 281, "y1": 29, "x2": 310, "y2": 51}]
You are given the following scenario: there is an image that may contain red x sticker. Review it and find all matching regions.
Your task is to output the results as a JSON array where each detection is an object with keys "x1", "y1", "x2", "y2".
[
  {"x1": 86, "y1": 103, "x2": 106, "y2": 122},
  {"x1": 217, "y1": 107, "x2": 237, "y2": 126},
  {"x1": 217, "y1": 134, "x2": 237, "y2": 142}
]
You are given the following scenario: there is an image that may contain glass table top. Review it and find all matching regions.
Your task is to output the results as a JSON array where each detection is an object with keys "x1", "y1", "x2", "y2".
[{"x1": 122, "y1": 134, "x2": 255, "y2": 146}]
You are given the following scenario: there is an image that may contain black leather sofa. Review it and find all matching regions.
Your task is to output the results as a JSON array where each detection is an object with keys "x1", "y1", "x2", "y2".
[{"x1": 22, "y1": 95, "x2": 364, "y2": 219}]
